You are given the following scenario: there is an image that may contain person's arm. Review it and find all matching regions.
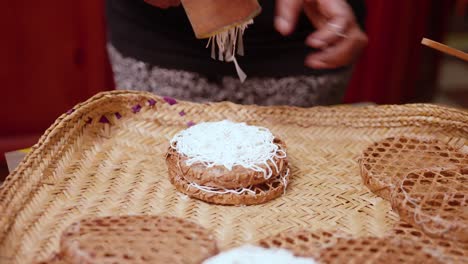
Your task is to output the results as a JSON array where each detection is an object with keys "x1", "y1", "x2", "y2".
[
  {"x1": 275, "y1": 0, "x2": 367, "y2": 70},
  {"x1": 144, "y1": 0, "x2": 180, "y2": 8}
]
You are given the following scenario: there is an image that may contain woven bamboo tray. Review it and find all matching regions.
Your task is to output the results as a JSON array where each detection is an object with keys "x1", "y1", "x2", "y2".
[{"x1": 1, "y1": 91, "x2": 467, "y2": 263}]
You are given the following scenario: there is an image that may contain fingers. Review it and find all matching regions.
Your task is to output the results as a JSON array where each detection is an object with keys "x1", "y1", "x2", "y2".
[
  {"x1": 315, "y1": 0, "x2": 352, "y2": 18},
  {"x1": 305, "y1": 28, "x2": 367, "y2": 69},
  {"x1": 275, "y1": 0, "x2": 303, "y2": 36},
  {"x1": 304, "y1": 0, "x2": 353, "y2": 49},
  {"x1": 305, "y1": 41, "x2": 352, "y2": 69},
  {"x1": 305, "y1": 16, "x2": 349, "y2": 49}
]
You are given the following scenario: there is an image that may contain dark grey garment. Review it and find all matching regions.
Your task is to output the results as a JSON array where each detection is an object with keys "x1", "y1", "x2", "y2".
[{"x1": 108, "y1": 44, "x2": 351, "y2": 107}]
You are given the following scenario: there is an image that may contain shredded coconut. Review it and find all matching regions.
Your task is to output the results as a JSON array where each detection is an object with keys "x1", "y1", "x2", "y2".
[
  {"x1": 202, "y1": 245, "x2": 316, "y2": 264},
  {"x1": 206, "y1": 20, "x2": 253, "y2": 82},
  {"x1": 171, "y1": 120, "x2": 286, "y2": 179}
]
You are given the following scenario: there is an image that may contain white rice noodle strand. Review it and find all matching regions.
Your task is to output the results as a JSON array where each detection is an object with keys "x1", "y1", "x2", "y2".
[
  {"x1": 170, "y1": 120, "x2": 287, "y2": 180},
  {"x1": 185, "y1": 167, "x2": 290, "y2": 196},
  {"x1": 206, "y1": 19, "x2": 254, "y2": 82}
]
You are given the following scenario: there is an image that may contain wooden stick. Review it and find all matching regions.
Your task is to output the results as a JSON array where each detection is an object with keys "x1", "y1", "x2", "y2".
[{"x1": 421, "y1": 38, "x2": 468, "y2": 62}]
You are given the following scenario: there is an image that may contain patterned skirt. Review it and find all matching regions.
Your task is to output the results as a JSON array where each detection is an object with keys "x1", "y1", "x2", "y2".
[{"x1": 107, "y1": 44, "x2": 351, "y2": 107}]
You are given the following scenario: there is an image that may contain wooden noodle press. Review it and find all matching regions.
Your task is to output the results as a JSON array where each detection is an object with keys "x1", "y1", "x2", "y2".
[{"x1": 181, "y1": 0, "x2": 262, "y2": 82}]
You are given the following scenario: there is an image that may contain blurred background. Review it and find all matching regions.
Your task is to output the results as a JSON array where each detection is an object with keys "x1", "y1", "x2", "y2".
[{"x1": 0, "y1": 0, "x2": 467, "y2": 181}]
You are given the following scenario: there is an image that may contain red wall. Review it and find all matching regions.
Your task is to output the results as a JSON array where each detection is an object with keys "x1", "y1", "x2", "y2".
[
  {"x1": 0, "y1": 0, "x2": 453, "y2": 163},
  {"x1": 345, "y1": 0, "x2": 453, "y2": 104},
  {"x1": 0, "y1": 1, "x2": 113, "y2": 160}
]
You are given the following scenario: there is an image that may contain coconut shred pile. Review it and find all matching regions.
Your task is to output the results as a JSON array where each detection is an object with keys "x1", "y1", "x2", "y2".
[
  {"x1": 170, "y1": 120, "x2": 285, "y2": 179},
  {"x1": 203, "y1": 245, "x2": 316, "y2": 264},
  {"x1": 206, "y1": 20, "x2": 253, "y2": 82}
]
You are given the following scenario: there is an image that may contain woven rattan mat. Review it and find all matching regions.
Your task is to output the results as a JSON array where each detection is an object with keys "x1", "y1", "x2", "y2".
[{"x1": 1, "y1": 91, "x2": 467, "y2": 263}]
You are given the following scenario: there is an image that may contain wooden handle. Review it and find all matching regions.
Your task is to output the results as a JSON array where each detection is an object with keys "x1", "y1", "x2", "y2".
[{"x1": 421, "y1": 38, "x2": 468, "y2": 62}]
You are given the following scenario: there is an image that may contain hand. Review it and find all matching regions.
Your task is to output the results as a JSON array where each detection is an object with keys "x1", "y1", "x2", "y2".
[
  {"x1": 144, "y1": 0, "x2": 181, "y2": 9},
  {"x1": 275, "y1": 0, "x2": 368, "y2": 70}
]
